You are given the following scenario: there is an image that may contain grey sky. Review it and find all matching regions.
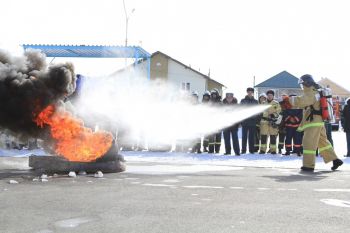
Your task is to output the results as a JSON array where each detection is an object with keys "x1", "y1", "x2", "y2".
[{"x1": 1, "y1": 0, "x2": 350, "y2": 97}]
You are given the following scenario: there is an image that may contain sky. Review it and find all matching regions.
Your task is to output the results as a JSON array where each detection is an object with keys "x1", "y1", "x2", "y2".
[{"x1": 1, "y1": 0, "x2": 350, "y2": 99}]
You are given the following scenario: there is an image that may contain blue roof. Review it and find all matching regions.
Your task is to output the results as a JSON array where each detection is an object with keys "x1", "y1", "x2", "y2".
[
  {"x1": 22, "y1": 44, "x2": 151, "y2": 58},
  {"x1": 255, "y1": 71, "x2": 301, "y2": 88}
]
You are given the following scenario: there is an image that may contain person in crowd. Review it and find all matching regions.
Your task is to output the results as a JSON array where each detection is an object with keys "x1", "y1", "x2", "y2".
[
  {"x1": 201, "y1": 91, "x2": 211, "y2": 152},
  {"x1": 283, "y1": 94, "x2": 303, "y2": 156},
  {"x1": 208, "y1": 88, "x2": 222, "y2": 153},
  {"x1": 324, "y1": 121, "x2": 334, "y2": 146},
  {"x1": 254, "y1": 93, "x2": 267, "y2": 152},
  {"x1": 278, "y1": 94, "x2": 288, "y2": 154},
  {"x1": 259, "y1": 90, "x2": 281, "y2": 154},
  {"x1": 284, "y1": 74, "x2": 343, "y2": 172},
  {"x1": 190, "y1": 91, "x2": 202, "y2": 153},
  {"x1": 0, "y1": 130, "x2": 11, "y2": 149},
  {"x1": 222, "y1": 91, "x2": 240, "y2": 155},
  {"x1": 341, "y1": 97, "x2": 350, "y2": 157},
  {"x1": 324, "y1": 85, "x2": 335, "y2": 147},
  {"x1": 240, "y1": 87, "x2": 259, "y2": 154}
]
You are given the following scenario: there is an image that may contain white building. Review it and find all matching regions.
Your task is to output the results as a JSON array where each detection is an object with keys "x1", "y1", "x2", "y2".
[{"x1": 114, "y1": 51, "x2": 225, "y2": 97}]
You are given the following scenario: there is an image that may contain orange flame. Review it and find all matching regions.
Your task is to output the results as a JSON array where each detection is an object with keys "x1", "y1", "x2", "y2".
[{"x1": 35, "y1": 105, "x2": 113, "y2": 162}]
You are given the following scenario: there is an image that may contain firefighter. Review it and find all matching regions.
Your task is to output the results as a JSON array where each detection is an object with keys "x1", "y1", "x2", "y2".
[
  {"x1": 285, "y1": 74, "x2": 343, "y2": 172},
  {"x1": 259, "y1": 90, "x2": 281, "y2": 154},
  {"x1": 278, "y1": 94, "x2": 288, "y2": 154},
  {"x1": 201, "y1": 91, "x2": 211, "y2": 152},
  {"x1": 208, "y1": 88, "x2": 222, "y2": 153},
  {"x1": 254, "y1": 93, "x2": 267, "y2": 152},
  {"x1": 222, "y1": 91, "x2": 240, "y2": 155},
  {"x1": 283, "y1": 95, "x2": 303, "y2": 156}
]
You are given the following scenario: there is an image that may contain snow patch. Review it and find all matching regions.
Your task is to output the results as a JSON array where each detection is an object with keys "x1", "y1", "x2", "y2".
[
  {"x1": 8, "y1": 180, "x2": 18, "y2": 184},
  {"x1": 94, "y1": 171, "x2": 103, "y2": 178},
  {"x1": 142, "y1": 183, "x2": 176, "y2": 187},
  {"x1": 162, "y1": 179, "x2": 181, "y2": 183},
  {"x1": 320, "y1": 199, "x2": 350, "y2": 208},
  {"x1": 0, "y1": 148, "x2": 46, "y2": 157},
  {"x1": 54, "y1": 217, "x2": 95, "y2": 228},
  {"x1": 130, "y1": 181, "x2": 141, "y2": 184},
  {"x1": 183, "y1": 185, "x2": 224, "y2": 189},
  {"x1": 125, "y1": 164, "x2": 243, "y2": 175},
  {"x1": 314, "y1": 189, "x2": 350, "y2": 192},
  {"x1": 68, "y1": 171, "x2": 77, "y2": 178}
]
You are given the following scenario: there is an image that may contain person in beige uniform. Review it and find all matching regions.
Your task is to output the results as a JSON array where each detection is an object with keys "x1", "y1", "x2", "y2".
[
  {"x1": 259, "y1": 90, "x2": 281, "y2": 154},
  {"x1": 285, "y1": 74, "x2": 343, "y2": 172}
]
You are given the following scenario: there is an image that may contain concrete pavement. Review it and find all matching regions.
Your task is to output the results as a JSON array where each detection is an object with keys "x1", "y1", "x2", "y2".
[{"x1": 1, "y1": 157, "x2": 350, "y2": 233}]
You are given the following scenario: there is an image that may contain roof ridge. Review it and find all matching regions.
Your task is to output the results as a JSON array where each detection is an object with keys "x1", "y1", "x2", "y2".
[
  {"x1": 151, "y1": 51, "x2": 225, "y2": 87},
  {"x1": 255, "y1": 71, "x2": 300, "y2": 88}
]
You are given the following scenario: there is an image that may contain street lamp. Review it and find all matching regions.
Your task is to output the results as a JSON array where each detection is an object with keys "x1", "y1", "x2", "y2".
[{"x1": 123, "y1": 0, "x2": 135, "y2": 47}]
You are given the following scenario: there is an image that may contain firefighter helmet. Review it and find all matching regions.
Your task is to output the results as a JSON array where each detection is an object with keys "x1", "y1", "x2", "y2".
[
  {"x1": 259, "y1": 93, "x2": 267, "y2": 103},
  {"x1": 225, "y1": 90, "x2": 234, "y2": 96},
  {"x1": 203, "y1": 91, "x2": 210, "y2": 97},
  {"x1": 259, "y1": 93, "x2": 267, "y2": 98},
  {"x1": 210, "y1": 88, "x2": 219, "y2": 95},
  {"x1": 346, "y1": 97, "x2": 350, "y2": 105},
  {"x1": 191, "y1": 91, "x2": 199, "y2": 97},
  {"x1": 298, "y1": 74, "x2": 317, "y2": 87}
]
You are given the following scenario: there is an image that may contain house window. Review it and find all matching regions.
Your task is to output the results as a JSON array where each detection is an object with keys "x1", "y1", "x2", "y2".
[{"x1": 181, "y1": 82, "x2": 191, "y2": 91}]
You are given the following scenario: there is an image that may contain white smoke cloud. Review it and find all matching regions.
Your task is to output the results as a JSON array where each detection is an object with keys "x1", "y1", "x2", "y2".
[{"x1": 74, "y1": 69, "x2": 268, "y2": 146}]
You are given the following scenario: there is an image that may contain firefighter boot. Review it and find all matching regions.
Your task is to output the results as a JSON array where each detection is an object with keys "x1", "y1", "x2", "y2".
[
  {"x1": 300, "y1": 166, "x2": 314, "y2": 172},
  {"x1": 215, "y1": 144, "x2": 221, "y2": 154},
  {"x1": 331, "y1": 159, "x2": 343, "y2": 171},
  {"x1": 259, "y1": 135, "x2": 267, "y2": 154},
  {"x1": 283, "y1": 151, "x2": 290, "y2": 156},
  {"x1": 208, "y1": 145, "x2": 214, "y2": 154}
]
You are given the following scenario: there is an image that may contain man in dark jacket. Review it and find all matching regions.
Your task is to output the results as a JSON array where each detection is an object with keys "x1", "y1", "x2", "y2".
[
  {"x1": 341, "y1": 97, "x2": 350, "y2": 157},
  {"x1": 201, "y1": 91, "x2": 211, "y2": 152},
  {"x1": 240, "y1": 87, "x2": 259, "y2": 154},
  {"x1": 208, "y1": 89, "x2": 222, "y2": 153},
  {"x1": 222, "y1": 91, "x2": 240, "y2": 155}
]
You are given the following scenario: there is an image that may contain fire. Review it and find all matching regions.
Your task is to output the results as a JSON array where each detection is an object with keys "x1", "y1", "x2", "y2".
[{"x1": 35, "y1": 105, "x2": 113, "y2": 162}]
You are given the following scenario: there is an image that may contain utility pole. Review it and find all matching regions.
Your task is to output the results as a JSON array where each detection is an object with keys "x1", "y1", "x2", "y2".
[
  {"x1": 122, "y1": 0, "x2": 135, "y2": 67},
  {"x1": 123, "y1": 0, "x2": 135, "y2": 47},
  {"x1": 253, "y1": 76, "x2": 256, "y2": 98}
]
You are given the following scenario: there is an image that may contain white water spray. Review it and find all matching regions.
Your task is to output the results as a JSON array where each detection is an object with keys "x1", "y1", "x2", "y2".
[{"x1": 73, "y1": 70, "x2": 268, "y2": 147}]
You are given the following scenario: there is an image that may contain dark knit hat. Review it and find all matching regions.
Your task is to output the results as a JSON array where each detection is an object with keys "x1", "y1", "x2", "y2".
[{"x1": 246, "y1": 87, "x2": 254, "y2": 92}]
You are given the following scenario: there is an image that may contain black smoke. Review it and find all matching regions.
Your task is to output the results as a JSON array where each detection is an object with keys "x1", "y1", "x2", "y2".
[{"x1": 0, "y1": 48, "x2": 76, "y2": 140}]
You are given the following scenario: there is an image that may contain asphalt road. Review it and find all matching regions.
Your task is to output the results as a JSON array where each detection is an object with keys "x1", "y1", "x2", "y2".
[{"x1": 1, "y1": 157, "x2": 350, "y2": 233}]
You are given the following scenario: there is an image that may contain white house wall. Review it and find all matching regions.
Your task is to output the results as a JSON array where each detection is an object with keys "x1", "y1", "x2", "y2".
[{"x1": 167, "y1": 59, "x2": 207, "y2": 96}]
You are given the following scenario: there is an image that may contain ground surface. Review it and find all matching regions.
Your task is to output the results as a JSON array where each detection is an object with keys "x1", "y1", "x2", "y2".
[
  {"x1": 1, "y1": 156, "x2": 350, "y2": 233},
  {"x1": 1, "y1": 131, "x2": 349, "y2": 233}
]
